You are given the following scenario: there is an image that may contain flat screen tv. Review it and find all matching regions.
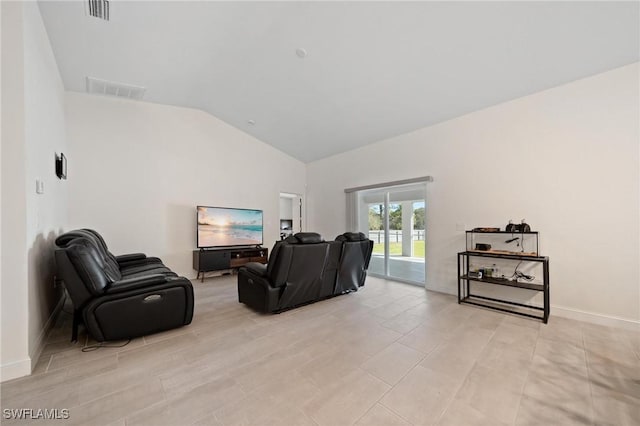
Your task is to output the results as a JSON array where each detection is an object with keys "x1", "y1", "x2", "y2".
[{"x1": 197, "y1": 206, "x2": 263, "y2": 248}]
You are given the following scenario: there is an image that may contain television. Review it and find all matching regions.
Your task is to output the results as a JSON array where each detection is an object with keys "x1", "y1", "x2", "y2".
[{"x1": 197, "y1": 206, "x2": 263, "y2": 248}]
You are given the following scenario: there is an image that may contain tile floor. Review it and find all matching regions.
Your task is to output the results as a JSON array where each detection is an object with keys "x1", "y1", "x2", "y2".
[{"x1": 1, "y1": 275, "x2": 638, "y2": 426}]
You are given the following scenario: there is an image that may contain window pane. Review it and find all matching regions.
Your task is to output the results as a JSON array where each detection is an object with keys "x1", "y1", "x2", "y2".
[{"x1": 368, "y1": 203, "x2": 385, "y2": 275}]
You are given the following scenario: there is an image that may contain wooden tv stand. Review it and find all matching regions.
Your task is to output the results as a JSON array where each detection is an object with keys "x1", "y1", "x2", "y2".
[{"x1": 193, "y1": 247, "x2": 268, "y2": 282}]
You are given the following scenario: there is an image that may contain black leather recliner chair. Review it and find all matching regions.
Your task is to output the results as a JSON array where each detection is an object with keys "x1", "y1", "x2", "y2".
[
  {"x1": 238, "y1": 233, "x2": 331, "y2": 313},
  {"x1": 237, "y1": 232, "x2": 373, "y2": 313},
  {"x1": 335, "y1": 232, "x2": 374, "y2": 293},
  {"x1": 55, "y1": 229, "x2": 194, "y2": 342}
]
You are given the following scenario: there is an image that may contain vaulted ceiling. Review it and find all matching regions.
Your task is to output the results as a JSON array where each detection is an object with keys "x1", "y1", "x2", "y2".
[{"x1": 39, "y1": 1, "x2": 639, "y2": 162}]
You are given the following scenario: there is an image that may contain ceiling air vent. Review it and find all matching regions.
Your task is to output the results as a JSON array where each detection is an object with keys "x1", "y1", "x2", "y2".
[
  {"x1": 86, "y1": 0, "x2": 110, "y2": 21},
  {"x1": 86, "y1": 77, "x2": 146, "y2": 100}
]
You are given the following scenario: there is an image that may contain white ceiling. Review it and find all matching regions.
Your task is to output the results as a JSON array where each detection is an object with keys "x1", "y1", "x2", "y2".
[{"x1": 38, "y1": 1, "x2": 639, "y2": 163}]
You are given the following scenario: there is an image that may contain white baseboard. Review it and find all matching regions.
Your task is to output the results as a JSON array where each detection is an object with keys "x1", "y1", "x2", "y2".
[
  {"x1": 29, "y1": 294, "x2": 65, "y2": 373},
  {"x1": 1, "y1": 294, "x2": 65, "y2": 383},
  {"x1": 424, "y1": 284, "x2": 638, "y2": 331},
  {"x1": 0, "y1": 358, "x2": 32, "y2": 382},
  {"x1": 551, "y1": 305, "x2": 640, "y2": 331},
  {"x1": 425, "y1": 284, "x2": 455, "y2": 296}
]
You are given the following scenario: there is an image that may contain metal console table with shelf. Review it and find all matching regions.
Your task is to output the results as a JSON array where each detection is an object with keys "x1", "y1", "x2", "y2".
[{"x1": 457, "y1": 230, "x2": 549, "y2": 323}]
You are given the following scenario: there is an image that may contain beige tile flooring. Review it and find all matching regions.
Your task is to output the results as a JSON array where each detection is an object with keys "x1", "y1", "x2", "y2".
[{"x1": 2, "y1": 276, "x2": 639, "y2": 426}]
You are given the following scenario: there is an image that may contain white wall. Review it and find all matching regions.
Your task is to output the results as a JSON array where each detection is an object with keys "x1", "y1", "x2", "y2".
[
  {"x1": 1, "y1": 1, "x2": 67, "y2": 382},
  {"x1": 65, "y1": 93, "x2": 306, "y2": 278},
  {"x1": 1, "y1": 0, "x2": 30, "y2": 382},
  {"x1": 0, "y1": 0, "x2": 3, "y2": 379},
  {"x1": 23, "y1": 1, "x2": 67, "y2": 364},
  {"x1": 307, "y1": 63, "x2": 640, "y2": 326}
]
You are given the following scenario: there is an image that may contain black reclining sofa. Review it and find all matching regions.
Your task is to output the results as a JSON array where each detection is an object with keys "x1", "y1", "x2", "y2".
[
  {"x1": 237, "y1": 232, "x2": 373, "y2": 313},
  {"x1": 55, "y1": 229, "x2": 194, "y2": 342}
]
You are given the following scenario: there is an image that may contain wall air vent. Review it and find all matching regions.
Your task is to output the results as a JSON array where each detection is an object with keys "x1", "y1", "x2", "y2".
[
  {"x1": 86, "y1": 77, "x2": 146, "y2": 100},
  {"x1": 86, "y1": 0, "x2": 110, "y2": 21}
]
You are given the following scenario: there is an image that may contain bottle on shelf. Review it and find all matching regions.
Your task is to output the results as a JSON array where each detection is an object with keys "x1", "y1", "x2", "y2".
[{"x1": 484, "y1": 266, "x2": 492, "y2": 277}]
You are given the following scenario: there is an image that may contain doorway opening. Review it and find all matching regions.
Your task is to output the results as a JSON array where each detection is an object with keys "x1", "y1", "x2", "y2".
[
  {"x1": 279, "y1": 192, "x2": 303, "y2": 240},
  {"x1": 350, "y1": 182, "x2": 426, "y2": 285}
]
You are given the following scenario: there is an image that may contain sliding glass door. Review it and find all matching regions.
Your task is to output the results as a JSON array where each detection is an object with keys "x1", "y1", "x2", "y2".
[
  {"x1": 352, "y1": 183, "x2": 426, "y2": 285},
  {"x1": 367, "y1": 201, "x2": 386, "y2": 276}
]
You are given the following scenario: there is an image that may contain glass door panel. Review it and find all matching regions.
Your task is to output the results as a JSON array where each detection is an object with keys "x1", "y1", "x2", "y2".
[
  {"x1": 387, "y1": 200, "x2": 425, "y2": 284},
  {"x1": 367, "y1": 203, "x2": 385, "y2": 276},
  {"x1": 353, "y1": 183, "x2": 426, "y2": 286},
  {"x1": 387, "y1": 189, "x2": 425, "y2": 283}
]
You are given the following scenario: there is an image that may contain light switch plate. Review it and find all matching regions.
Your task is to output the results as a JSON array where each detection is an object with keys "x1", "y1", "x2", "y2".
[{"x1": 36, "y1": 179, "x2": 44, "y2": 194}]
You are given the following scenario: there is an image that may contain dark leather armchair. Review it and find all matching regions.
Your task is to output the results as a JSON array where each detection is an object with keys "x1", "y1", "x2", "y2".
[
  {"x1": 237, "y1": 232, "x2": 373, "y2": 313},
  {"x1": 335, "y1": 232, "x2": 374, "y2": 293},
  {"x1": 238, "y1": 233, "x2": 331, "y2": 313},
  {"x1": 55, "y1": 229, "x2": 194, "y2": 342}
]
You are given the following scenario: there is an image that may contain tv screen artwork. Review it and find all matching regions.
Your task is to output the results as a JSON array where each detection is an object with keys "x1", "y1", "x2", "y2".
[{"x1": 197, "y1": 206, "x2": 263, "y2": 248}]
